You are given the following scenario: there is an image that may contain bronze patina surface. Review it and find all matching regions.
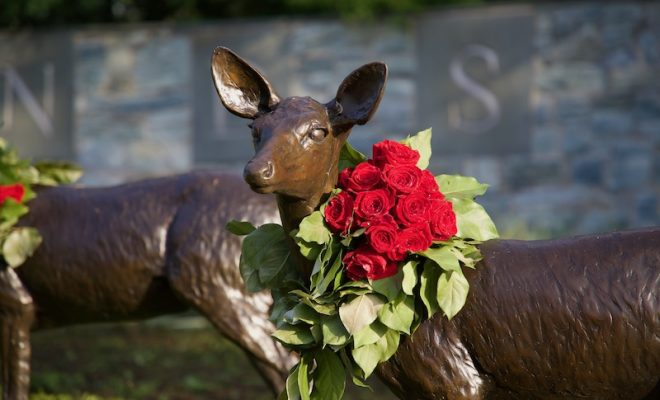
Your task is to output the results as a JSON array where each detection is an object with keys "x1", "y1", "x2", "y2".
[
  {"x1": 0, "y1": 171, "x2": 296, "y2": 399},
  {"x1": 213, "y1": 46, "x2": 660, "y2": 400}
]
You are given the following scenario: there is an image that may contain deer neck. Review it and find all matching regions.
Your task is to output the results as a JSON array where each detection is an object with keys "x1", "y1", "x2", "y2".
[{"x1": 275, "y1": 139, "x2": 344, "y2": 278}]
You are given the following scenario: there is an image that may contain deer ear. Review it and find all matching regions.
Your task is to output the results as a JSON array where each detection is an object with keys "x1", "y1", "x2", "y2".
[
  {"x1": 329, "y1": 62, "x2": 387, "y2": 126},
  {"x1": 211, "y1": 47, "x2": 280, "y2": 119}
]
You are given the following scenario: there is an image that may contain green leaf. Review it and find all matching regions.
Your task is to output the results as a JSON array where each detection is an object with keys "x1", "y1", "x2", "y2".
[
  {"x1": 400, "y1": 128, "x2": 432, "y2": 169},
  {"x1": 377, "y1": 328, "x2": 401, "y2": 363},
  {"x1": 435, "y1": 174, "x2": 489, "y2": 199},
  {"x1": 311, "y1": 349, "x2": 346, "y2": 400},
  {"x1": 419, "y1": 260, "x2": 441, "y2": 316},
  {"x1": 437, "y1": 270, "x2": 470, "y2": 320},
  {"x1": 450, "y1": 198, "x2": 499, "y2": 241},
  {"x1": 297, "y1": 211, "x2": 332, "y2": 245},
  {"x1": 339, "y1": 294, "x2": 385, "y2": 334},
  {"x1": 420, "y1": 246, "x2": 460, "y2": 272},
  {"x1": 286, "y1": 364, "x2": 301, "y2": 400},
  {"x1": 339, "y1": 142, "x2": 367, "y2": 171},
  {"x1": 321, "y1": 314, "x2": 350, "y2": 347},
  {"x1": 295, "y1": 237, "x2": 322, "y2": 260},
  {"x1": 225, "y1": 220, "x2": 256, "y2": 235},
  {"x1": 283, "y1": 303, "x2": 320, "y2": 325},
  {"x1": 313, "y1": 248, "x2": 344, "y2": 297},
  {"x1": 370, "y1": 268, "x2": 402, "y2": 302},
  {"x1": 298, "y1": 354, "x2": 311, "y2": 400},
  {"x1": 401, "y1": 260, "x2": 418, "y2": 295},
  {"x1": 2, "y1": 227, "x2": 42, "y2": 268},
  {"x1": 240, "y1": 224, "x2": 298, "y2": 292},
  {"x1": 353, "y1": 321, "x2": 387, "y2": 348},
  {"x1": 34, "y1": 161, "x2": 83, "y2": 185},
  {"x1": 378, "y1": 294, "x2": 415, "y2": 334},
  {"x1": 273, "y1": 324, "x2": 316, "y2": 347},
  {"x1": 351, "y1": 343, "x2": 381, "y2": 378},
  {"x1": 1, "y1": 198, "x2": 28, "y2": 222},
  {"x1": 352, "y1": 327, "x2": 401, "y2": 378},
  {"x1": 290, "y1": 290, "x2": 337, "y2": 316}
]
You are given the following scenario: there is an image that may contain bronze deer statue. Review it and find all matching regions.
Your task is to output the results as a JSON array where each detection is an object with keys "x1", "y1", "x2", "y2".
[
  {"x1": 212, "y1": 46, "x2": 660, "y2": 400},
  {"x1": 0, "y1": 171, "x2": 297, "y2": 400}
]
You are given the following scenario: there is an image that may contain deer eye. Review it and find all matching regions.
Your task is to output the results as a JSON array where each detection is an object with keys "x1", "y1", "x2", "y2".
[{"x1": 308, "y1": 127, "x2": 328, "y2": 142}]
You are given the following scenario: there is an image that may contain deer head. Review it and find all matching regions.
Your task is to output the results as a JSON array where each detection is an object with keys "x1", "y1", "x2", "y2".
[{"x1": 211, "y1": 47, "x2": 387, "y2": 234}]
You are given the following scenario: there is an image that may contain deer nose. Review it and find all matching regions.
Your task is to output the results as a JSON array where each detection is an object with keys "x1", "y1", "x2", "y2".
[{"x1": 244, "y1": 160, "x2": 275, "y2": 186}]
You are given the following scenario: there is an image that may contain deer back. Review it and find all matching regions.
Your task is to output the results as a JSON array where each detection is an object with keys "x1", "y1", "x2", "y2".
[{"x1": 16, "y1": 171, "x2": 278, "y2": 327}]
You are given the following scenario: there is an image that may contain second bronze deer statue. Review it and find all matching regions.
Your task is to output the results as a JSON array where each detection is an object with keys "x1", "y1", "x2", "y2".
[
  {"x1": 212, "y1": 46, "x2": 660, "y2": 400},
  {"x1": 0, "y1": 171, "x2": 297, "y2": 400}
]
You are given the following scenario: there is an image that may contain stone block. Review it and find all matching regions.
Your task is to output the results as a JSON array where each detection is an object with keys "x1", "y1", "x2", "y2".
[
  {"x1": 605, "y1": 144, "x2": 652, "y2": 191},
  {"x1": 505, "y1": 157, "x2": 563, "y2": 190},
  {"x1": 591, "y1": 110, "x2": 633, "y2": 137},
  {"x1": 572, "y1": 156, "x2": 604, "y2": 186}
]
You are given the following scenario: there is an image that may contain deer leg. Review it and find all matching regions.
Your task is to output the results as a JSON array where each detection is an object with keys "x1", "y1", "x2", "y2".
[
  {"x1": 166, "y1": 265, "x2": 293, "y2": 396},
  {"x1": 168, "y1": 281, "x2": 292, "y2": 396},
  {"x1": 0, "y1": 267, "x2": 35, "y2": 400}
]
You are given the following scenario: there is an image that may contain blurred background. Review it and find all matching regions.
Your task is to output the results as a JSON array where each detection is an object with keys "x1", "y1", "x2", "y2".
[{"x1": 1, "y1": 0, "x2": 659, "y2": 399}]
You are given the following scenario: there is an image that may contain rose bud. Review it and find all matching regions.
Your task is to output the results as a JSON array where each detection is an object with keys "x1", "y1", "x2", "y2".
[
  {"x1": 346, "y1": 161, "x2": 382, "y2": 192},
  {"x1": 383, "y1": 164, "x2": 422, "y2": 194},
  {"x1": 430, "y1": 200, "x2": 457, "y2": 241},
  {"x1": 395, "y1": 192, "x2": 432, "y2": 227},
  {"x1": 372, "y1": 140, "x2": 420, "y2": 168},
  {"x1": 354, "y1": 189, "x2": 393, "y2": 224},
  {"x1": 343, "y1": 245, "x2": 398, "y2": 281},
  {"x1": 324, "y1": 191, "x2": 355, "y2": 234},
  {"x1": 396, "y1": 223, "x2": 433, "y2": 254}
]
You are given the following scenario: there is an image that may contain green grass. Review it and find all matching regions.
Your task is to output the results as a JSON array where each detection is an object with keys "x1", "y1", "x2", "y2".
[{"x1": 27, "y1": 315, "x2": 396, "y2": 400}]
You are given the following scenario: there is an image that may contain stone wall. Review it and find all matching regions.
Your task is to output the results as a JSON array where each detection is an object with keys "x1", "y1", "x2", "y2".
[{"x1": 1, "y1": 1, "x2": 658, "y2": 237}]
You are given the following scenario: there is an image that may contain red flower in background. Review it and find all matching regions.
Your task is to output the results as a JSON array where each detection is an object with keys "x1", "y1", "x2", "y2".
[{"x1": 0, "y1": 184, "x2": 25, "y2": 204}]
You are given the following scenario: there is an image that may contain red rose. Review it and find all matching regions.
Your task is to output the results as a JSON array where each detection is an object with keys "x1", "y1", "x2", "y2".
[
  {"x1": 396, "y1": 223, "x2": 433, "y2": 254},
  {"x1": 346, "y1": 162, "x2": 382, "y2": 192},
  {"x1": 430, "y1": 200, "x2": 457, "y2": 241},
  {"x1": 383, "y1": 164, "x2": 423, "y2": 194},
  {"x1": 337, "y1": 168, "x2": 354, "y2": 190},
  {"x1": 365, "y1": 215, "x2": 405, "y2": 261},
  {"x1": 354, "y1": 189, "x2": 393, "y2": 223},
  {"x1": 420, "y1": 170, "x2": 440, "y2": 193},
  {"x1": 324, "y1": 191, "x2": 355, "y2": 234},
  {"x1": 372, "y1": 140, "x2": 420, "y2": 168},
  {"x1": 343, "y1": 245, "x2": 398, "y2": 281},
  {"x1": 395, "y1": 192, "x2": 432, "y2": 226},
  {"x1": 0, "y1": 183, "x2": 25, "y2": 204}
]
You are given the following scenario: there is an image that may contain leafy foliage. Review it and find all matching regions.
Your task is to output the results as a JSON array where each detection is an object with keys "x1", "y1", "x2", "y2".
[
  {"x1": 231, "y1": 129, "x2": 498, "y2": 399},
  {"x1": 0, "y1": 138, "x2": 81, "y2": 268}
]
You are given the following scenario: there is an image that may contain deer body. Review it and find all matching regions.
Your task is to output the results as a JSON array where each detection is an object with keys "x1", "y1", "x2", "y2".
[
  {"x1": 377, "y1": 229, "x2": 660, "y2": 399},
  {"x1": 0, "y1": 170, "x2": 296, "y2": 399},
  {"x1": 212, "y1": 47, "x2": 660, "y2": 400}
]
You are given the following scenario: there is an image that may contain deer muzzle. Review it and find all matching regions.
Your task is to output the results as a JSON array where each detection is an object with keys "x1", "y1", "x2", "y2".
[{"x1": 244, "y1": 159, "x2": 275, "y2": 193}]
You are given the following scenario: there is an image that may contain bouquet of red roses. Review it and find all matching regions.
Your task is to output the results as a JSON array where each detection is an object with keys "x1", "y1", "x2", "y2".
[
  {"x1": 326, "y1": 139, "x2": 458, "y2": 282},
  {"x1": 229, "y1": 129, "x2": 498, "y2": 400}
]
